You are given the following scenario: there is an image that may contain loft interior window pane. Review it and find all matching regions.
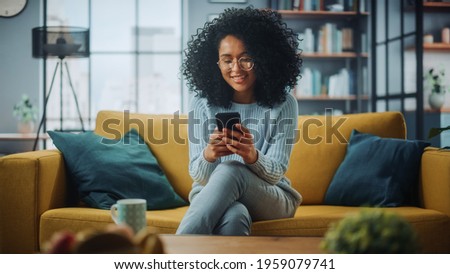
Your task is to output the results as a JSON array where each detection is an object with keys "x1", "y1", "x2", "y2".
[
  {"x1": 47, "y1": 0, "x2": 89, "y2": 27},
  {"x1": 46, "y1": 0, "x2": 184, "y2": 128},
  {"x1": 45, "y1": 59, "x2": 89, "y2": 131},
  {"x1": 91, "y1": 0, "x2": 135, "y2": 52},
  {"x1": 376, "y1": 45, "x2": 386, "y2": 97},
  {"x1": 91, "y1": 55, "x2": 136, "y2": 115},
  {"x1": 376, "y1": 0, "x2": 386, "y2": 43},
  {"x1": 138, "y1": 54, "x2": 181, "y2": 114},
  {"x1": 404, "y1": 36, "x2": 416, "y2": 94},
  {"x1": 388, "y1": 99, "x2": 401, "y2": 111},
  {"x1": 377, "y1": 100, "x2": 386, "y2": 112},
  {"x1": 388, "y1": 40, "x2": 401, "y2": 95},
  {"x1": 403, "y1": 0, "x2": 415, "y2": 34},
  {"x1": 405, "y1": 98, "x2": 416, "y2": 112},
  {"x1": 388, "y1": 0, "x2": 401, "y2": 39},
  {"x1": 138, "y1": 0, "x2": 181, "y2": 52}
]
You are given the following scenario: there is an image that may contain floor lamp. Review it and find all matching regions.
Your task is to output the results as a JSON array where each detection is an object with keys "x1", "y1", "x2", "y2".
[{"x1": 32, "y1": 26, "x2": 89, "y2": 150}]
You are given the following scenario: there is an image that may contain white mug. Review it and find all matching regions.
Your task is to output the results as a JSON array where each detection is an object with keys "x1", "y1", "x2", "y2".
[{"x1": 110, "y1": 199, "x2": 147, "y2": 234}]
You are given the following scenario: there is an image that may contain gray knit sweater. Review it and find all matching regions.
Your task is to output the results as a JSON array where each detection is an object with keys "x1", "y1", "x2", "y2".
[{"x1": 187, "y1": 93, "x2": 303, "y2": 205}]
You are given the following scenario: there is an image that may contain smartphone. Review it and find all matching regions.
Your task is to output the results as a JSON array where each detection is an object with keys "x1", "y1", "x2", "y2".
[{"x1": 215, "y1": 112, "x2": 241, "y2": 132}]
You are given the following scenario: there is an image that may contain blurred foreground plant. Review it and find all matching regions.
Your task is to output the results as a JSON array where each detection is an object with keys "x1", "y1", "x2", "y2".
[{"x1": 321, "y1": 209, "x2": 419, "y2": 254}]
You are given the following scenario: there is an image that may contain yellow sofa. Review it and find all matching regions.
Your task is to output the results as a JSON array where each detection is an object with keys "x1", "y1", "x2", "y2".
[{"x1": 1, "y1": 110, "x2": 449, "y2": 253}]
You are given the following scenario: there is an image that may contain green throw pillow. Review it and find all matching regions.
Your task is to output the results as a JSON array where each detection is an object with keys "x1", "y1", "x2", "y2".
[
  {"x1": 324, "y1": 130, "x2": 430, "y2": 207},
  {"x1": 48, "y1": 129, "x2": 187, "y2": 210}
]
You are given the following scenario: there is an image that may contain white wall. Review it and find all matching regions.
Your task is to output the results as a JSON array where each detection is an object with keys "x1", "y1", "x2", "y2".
[
  {"x1": 0, "y1": 0, "x2": 42, "y2": 132},
  {"x1": 0, "y1": 0, "x2": 42, "y2": 153}
]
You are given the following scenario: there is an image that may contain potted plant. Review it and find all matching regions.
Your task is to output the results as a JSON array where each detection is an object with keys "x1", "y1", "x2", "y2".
[
  {"x1": 428, "y1": 126, "x2": 450, "y2": 149},
  {"x1": 13, "y1": 94, "x2": 38, "y2": 134},
  {"x1": 424, "y1": 67, "x2": 447, "y2": 110},
  {"x1": 321, "y1": 209, "x2": 419, "y2": 254}
]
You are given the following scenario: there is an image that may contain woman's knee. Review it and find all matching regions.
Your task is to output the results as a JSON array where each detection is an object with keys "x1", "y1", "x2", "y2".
[
  {"x1": 210, "y1": 161, "x2": 250, "y2": 182},
  {"x1": 214, "y1": 202, "x2": 252, "y2": 235},
  {"x1": 208, "y1": 161, "x2": 251, "y2": 192}
]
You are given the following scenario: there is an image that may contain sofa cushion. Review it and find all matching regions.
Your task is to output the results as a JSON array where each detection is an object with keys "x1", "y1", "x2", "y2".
[
  {"x1": 324, "y1": 130, "x2": 430, "y2": 207},
  {"x1": 39, "y1": 205, "x2": 450, "y2": 253},
  {"x1": 48, "y1": 129, "x2": 187, "y2": 210},
  {"x1": 94, "y1": 111, "x2": 192, "y2": 201},
  {"x1": 286, "y1": 111, "x2": 406, "y2": 205}
]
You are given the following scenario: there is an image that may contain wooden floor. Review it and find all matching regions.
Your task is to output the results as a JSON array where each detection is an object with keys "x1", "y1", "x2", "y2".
[{"x1": 159, "y1": 235, "x2": 324, "y2": 254}]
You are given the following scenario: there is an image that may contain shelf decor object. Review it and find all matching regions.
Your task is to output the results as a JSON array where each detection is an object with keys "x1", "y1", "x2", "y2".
[
  {"x1": 425, "y1": 67, "x2": 447, "y2": 110},
  {"x1": 31, "y1": 26, "x2": 90, "y2": 150},
  {"x1": 13, "y1": 94, "x2": 38, "y2": 134}
]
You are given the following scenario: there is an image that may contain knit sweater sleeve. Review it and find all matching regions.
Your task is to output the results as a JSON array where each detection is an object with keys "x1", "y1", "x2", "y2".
[
  {"x1": 188, "y1": 97, "x2": 219, "y2": 185},
  {"x1": 246, "y1": 93, "x2": 298, "y2": 184}
]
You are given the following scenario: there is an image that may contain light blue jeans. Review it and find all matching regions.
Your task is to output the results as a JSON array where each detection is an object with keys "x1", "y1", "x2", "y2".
[{"x1": 176, "y1": 161, "x2": 298, "y2": 235}]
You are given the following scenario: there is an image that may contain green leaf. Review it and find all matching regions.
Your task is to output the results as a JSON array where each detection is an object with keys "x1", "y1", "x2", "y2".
[{"x1": 428, "y1": 126, "x2": 450, "y2": 139}]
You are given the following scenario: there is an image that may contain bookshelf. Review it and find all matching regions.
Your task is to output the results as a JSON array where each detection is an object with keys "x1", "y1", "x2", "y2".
[
  {"x1": 408, "y1": 2, "x2": 450, "y2": 53},
  {"x1": 423, "y1": 43, "x2": 450, "y2": 52},
  {"x1": 278, "y1": 10, "x2": 368, "y2": 17},
  {"x1": 423, "y1": 1, "x2": 450, "y2": 9},
  {"x1": 271, "y1": 0, "x2": 370, "y2": 115},
  {"x1": 408, "y1": 43, "x2": 450, "y2": 52}
]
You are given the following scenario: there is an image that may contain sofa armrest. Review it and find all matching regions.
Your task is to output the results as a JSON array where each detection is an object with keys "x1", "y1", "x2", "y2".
[
  {"x1": 420, "y1": 147, "x2": 450, "y2": 217},
  {"x1": 0, "y1": 150, "x2": 67, "y2": 253}
]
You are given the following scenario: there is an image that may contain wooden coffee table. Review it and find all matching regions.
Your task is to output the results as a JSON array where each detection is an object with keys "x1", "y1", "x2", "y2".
[{"x1": 159, "y1": 235, "x2": 323, "y2": 254}]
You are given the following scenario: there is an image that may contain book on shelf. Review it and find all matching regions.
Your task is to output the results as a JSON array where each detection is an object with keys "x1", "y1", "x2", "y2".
[
  {"x1": 359, "y1": 0, "x2": 366, "y2": 13},
  {"x1": 298, "y1": 28, "x2": 315, "y2": 53},
  {"x1": 328, "y1": 68, "x2": 351, "y2": 97},
  {"x1": 269, "y1": 0, "x2": 296, "y2": 10},
  {"x1": 269, "y1": 0, "x2": 321, "y2": 11},
  {"x1": 295, "y1": 67, "x2": 322, "y2": 97},
  {"x1": 304, "y1": 0, "x2": 322, "y2": 11},
  {"x1": 313, "y1": 69, "x2": 322, "y2": 96},
  {"x1": 298, "y1": 24, "x2": 354, "y2": 54},
  {"x1": 296, "y1": 68, "x2": 354, "y2": 98},
  {"x1": 296, "y1": 67, "x2": 313, "y2": 97},
  {"x1": 270, "y1": 0, "x2": 364, "y2": 11},
  {"x1": 342, "y1": 28, "x2": 354, "y2": 51}
]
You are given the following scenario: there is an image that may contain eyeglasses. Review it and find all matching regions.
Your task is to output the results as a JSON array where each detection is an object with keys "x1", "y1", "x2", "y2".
[{"x1": 217, "y1": 57, "x2": 254, "y2": 71}]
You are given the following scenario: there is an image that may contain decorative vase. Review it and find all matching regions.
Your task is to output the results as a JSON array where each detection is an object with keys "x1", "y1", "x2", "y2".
[
  {"x1": 429, "y1": 91, "x2": 445, "y2": 110},
  {"x1": 17, "y1": 121, "x2": 35, "y2": 134}
]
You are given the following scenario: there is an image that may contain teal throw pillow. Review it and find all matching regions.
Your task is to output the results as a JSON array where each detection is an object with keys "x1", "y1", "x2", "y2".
[
  {"x1": 48, "y1": 129, "x2": 187, "y2": 210},
  {"x1": 324, "y1": 130, "x2": 430, "y2": 207}
]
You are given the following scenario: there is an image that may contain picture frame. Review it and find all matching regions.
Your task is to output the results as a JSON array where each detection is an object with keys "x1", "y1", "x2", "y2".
[{"x1": 208, "y1": 0, "x2": 248, "y2": 3}]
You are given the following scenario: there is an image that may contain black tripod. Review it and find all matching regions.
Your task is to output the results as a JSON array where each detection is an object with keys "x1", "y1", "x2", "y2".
[{"x1": 33, "y1": 57, "x2": 85, "y2": 151}]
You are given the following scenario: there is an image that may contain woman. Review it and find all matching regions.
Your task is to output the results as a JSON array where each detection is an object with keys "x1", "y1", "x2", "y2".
[{"x1": 176, "y1": 7, "x2": 302, "y2": 235}]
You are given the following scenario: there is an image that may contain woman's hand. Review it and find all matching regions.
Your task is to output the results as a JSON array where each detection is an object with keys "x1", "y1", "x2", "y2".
[
  {"x1": 203, "y1": 127, "x2": 234, "y2": 162},
  {"x1": 223, "y1": 124, "x2": 258, "y2": 164}
]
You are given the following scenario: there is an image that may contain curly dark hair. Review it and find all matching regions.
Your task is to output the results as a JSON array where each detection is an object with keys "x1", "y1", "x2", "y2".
[{"x1": 182, "y1": 6, "x2": 302, "y2": 108}]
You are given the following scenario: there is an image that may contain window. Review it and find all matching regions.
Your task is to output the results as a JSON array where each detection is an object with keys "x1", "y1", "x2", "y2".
[{"x1": 45, "y1": 0, "x2": 183, "y2": 131}]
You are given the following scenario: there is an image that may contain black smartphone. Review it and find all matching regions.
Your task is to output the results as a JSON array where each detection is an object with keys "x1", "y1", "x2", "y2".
[{"x1": 215, "y1": 112, "x2": 241, "y2": 132}]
